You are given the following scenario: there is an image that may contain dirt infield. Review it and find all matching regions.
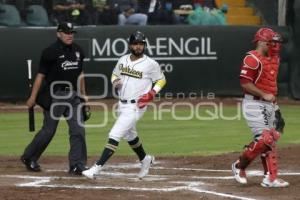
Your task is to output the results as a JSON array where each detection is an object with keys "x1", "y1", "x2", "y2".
[{"x1": 0, "y1": 145, "x2": 299, "y2": 200}]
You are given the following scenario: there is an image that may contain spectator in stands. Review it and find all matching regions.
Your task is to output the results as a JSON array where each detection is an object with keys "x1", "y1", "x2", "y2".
[
  {"x1": 138, "y1": 0, "x2": 160, "y2": 22},
  {"x1": 52, "y1": 0, "x2": 92, "y2": 25},
  {"x1": 107, "y1": 0, "x2": 147, "y2": 25},
  {"x1": 172, "y1": 0, "x2": 192, "y2": 9},
  {"x1": 89, "y1": 0, "x2": 118, "y2": 25},
  {"x1": 164, "y1": 0, "x2": 192, "y2": 24},
  {"x1": 187, "y1": 3, "x2": 226, "y2": 25},
  {"x1": 192, "y1": 0, "x2": 204, "y2": 8},
  {"x1": 139, "y1": 0, "x2": 179, "y2": 25},
  {"x1": 202, "y1": 0, "x2": 217, "y2": 9}
]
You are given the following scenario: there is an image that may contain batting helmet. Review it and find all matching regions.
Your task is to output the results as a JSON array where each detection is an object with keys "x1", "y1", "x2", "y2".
[
  {"x1": 253, "y1": 28, "x2": 282, "y2": 43},
  {"x1": 129, "y1": 31, "x2": 146, "y2": 44}
]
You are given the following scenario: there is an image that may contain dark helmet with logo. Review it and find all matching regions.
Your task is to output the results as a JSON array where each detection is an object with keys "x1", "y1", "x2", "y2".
[
  {"x1": 129, "y1": 31, "x2": 146, "y2": 45},
  {"x1": 128, "y1": 31, "x2": 147, "y2": 56}
]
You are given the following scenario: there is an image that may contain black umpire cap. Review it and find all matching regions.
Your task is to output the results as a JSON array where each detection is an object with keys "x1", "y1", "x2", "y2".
[{"x1": 57, "y1": 22, "x2": 76, "y2": 34}]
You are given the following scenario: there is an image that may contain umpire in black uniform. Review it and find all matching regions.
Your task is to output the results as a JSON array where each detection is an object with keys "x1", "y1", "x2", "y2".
[{"x1": 21, "y1": 22, "x2": 88, "y2": 175}]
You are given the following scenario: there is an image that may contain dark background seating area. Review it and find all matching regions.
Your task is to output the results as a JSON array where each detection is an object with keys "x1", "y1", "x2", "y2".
[{"x1": 0, "y1": 0, "x2": 228, "y2": 26}]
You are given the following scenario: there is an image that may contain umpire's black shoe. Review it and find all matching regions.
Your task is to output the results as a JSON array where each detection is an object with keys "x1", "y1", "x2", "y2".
[
  {"x1": 20, "y1": 156, "x2": 41, "y2": 172},
  {"x1": 69, "y1": 164, "x2": 88, "y2": 175}
]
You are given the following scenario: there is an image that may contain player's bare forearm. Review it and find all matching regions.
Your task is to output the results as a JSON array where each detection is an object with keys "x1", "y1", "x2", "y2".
[
  {"x1": 30, "y1": 73, "x2": 45, "y2": 99},
  {"x1": 241, "y1": 82, "x2": 264, "y2": 97},
  {"x1": 241, "y1": 82, "x2": 275, "y2": 102},
  {"x1": 79, "y1": 72, "x2": 86, "y2": 96},
  {"x1": 26, "y1": 73, "x2": 44, "y2": 107}
]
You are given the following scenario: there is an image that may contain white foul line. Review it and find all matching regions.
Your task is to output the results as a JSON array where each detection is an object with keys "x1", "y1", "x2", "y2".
[
  {"x1": 17, "y1": 179, "x2": 50, "y2": 187},
  {"x1": 189, "y1": 187, "x2": 257, "y2": 200}
]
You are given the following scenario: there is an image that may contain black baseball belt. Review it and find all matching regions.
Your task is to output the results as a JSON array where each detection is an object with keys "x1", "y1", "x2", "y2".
[{"x1": 120, "y1": 99, "x2": 136, "y2": 103}]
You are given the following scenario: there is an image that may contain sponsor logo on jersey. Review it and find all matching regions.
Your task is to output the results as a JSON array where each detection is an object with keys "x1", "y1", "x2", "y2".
[
  {"x1": 61, "y1": 61, "x2": 79, "y2": 71},
  {"x1": 120, "y1": 65, "x2": 143, "y2": 79},
  {"x1": 75, "y1": 51, "x2": 80, "y2": 61}
]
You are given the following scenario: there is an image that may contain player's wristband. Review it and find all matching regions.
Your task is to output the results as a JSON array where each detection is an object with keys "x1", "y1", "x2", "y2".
[
  {"x1": 111, "y1": 74, "x2": 119, "y2": 84},
  {"x1": 153, "y1": 78, "x2": 166, "y2": 93}
]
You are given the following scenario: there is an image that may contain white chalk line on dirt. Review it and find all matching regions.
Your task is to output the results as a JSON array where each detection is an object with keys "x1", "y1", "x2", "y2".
[
  {"x1": 96, "y1": 162, "x2": 232, "y2": 172},
  {"x1": 32, "y1": 184, "x2": 257, "y2": 200},
  {"x1": 3, "y1": 163, "x2": 300, "y2": 200},
  {"x1": 45, "y1": 162, "x2": 231, "y2": 172},
  {"x1": 189, "y1": 187, "x2": 257, "y2": 200},
  {"x1": 17, "y1": 179, "x2": 51, "y2": 187},
  {"x1": 46, "y1": 168, "x2": 300, "y2": 179},
  {"x1": 11, "y1": 177, "x2": 257, "y2": 200}
]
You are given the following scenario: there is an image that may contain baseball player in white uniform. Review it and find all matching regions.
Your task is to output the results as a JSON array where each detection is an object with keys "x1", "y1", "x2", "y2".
[
  {"x1": 231, "y1": 28, "x2": 289, "y2": 187},
  {"x1": 83, "y1": 31, "x2": 166, "y2": 179}
]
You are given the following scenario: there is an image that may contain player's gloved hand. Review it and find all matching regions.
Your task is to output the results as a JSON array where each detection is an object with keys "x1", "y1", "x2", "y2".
[
  {"x1": 137, "y1": 89, "x2": 156, "y2": 109},
  {"x1": 274, "y1": 106, "x2": 285, "y2": 133}
]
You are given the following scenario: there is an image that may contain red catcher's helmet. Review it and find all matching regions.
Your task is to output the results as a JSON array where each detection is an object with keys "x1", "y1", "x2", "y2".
[{"x1": 253, "y1": 28, "x2": 282, "y2": 43}]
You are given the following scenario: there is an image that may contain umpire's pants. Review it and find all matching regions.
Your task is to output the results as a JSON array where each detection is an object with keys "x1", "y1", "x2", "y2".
[{"x1": 22, "y1": 91, "x2": 87, "y2": 167}]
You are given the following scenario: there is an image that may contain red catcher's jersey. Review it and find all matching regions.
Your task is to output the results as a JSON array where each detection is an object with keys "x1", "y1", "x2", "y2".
[{"x1": 240, "y1": 50, "x2": 279, "y2": 96}]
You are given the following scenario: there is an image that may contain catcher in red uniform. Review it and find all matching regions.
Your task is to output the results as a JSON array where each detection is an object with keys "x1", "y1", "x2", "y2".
[{"x1": 231, "y1": 27, "x2": 289, "y2": 187}]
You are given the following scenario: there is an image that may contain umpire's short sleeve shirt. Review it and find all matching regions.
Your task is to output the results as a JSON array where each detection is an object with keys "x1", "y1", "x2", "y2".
[{"x1": 38, "y1": 39, "x2": 85, "y2": 90}]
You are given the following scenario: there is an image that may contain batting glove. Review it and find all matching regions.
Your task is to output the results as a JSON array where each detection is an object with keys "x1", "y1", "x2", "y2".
[{"x1": 137, "y1": 89, "x2": 156, "y2": 109}]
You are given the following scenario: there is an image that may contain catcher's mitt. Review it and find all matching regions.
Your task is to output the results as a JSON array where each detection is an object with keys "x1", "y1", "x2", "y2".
[{"x1": 275, "y1": 109, "x2": 285, "y2": 133}]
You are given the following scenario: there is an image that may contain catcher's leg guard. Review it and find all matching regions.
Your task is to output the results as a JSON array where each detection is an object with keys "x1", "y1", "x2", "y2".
[
  {"x1": 264, "y1": 148, "x2": 278, "y2": 181},
  {"x1": 238, "y1": 140, "x2": 269, "y2": 169},
  {"x1": 261, "y1": 147, "x2": 289, "y2": 187},
  {"x1": 261, "y1": 153, "x2": 268, "y2": 175},
  {"x1": 237, "y1": 129, "x2": 275, "y2": 169}
]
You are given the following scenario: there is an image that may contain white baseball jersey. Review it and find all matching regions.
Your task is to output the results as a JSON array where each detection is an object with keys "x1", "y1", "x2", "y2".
[{"x1": 112, "y1": 54, "x2": 163, "y2": 100}]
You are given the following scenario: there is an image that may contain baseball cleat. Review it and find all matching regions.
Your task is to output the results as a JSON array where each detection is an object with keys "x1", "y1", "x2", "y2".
[
  {"x1": 69, "y1": 164, "x2": 88, "y2": 175},
  {"x1": 138, "y1": 155, "x2": 154, "y2": 179},
  {"x1": 20, "y1": 156, "x2": 41, "y2": 172},
  {"x1": 261, "y1": 175, "x2": 289, "y2": 188},
  {"x1": 231, "y1": 160, "x2": 247, "y2": 184},
  {"x1": 82, "y1": 164, "x2": 102, "y2": 179}
]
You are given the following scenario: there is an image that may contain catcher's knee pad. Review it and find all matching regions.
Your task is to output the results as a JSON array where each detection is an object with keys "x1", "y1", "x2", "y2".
[{"x1": 262, "y1": 129, "x2": 280, "y2": 148}]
